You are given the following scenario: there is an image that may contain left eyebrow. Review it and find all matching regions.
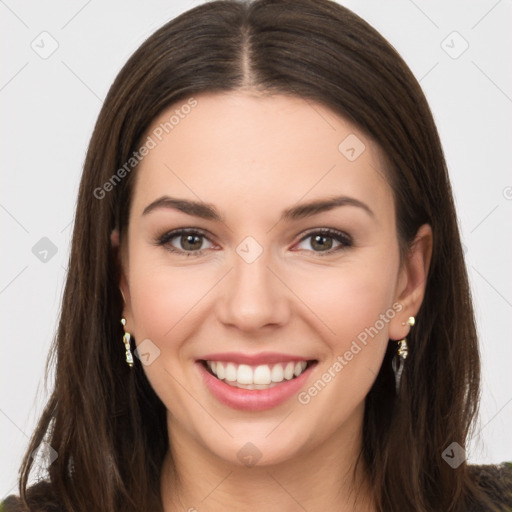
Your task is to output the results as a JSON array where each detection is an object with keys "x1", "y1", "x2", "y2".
[
  {"x1": 141, "y1": 194, "x2": 375, "y2": 221},
  {"x1": 282, "y1": 195, "x2": 375, "y2": 220}
]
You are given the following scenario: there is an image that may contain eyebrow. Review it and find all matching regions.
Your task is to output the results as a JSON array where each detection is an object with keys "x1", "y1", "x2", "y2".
[{"x1": 141, "y1": 195, "x2": 375, "y2": 221}]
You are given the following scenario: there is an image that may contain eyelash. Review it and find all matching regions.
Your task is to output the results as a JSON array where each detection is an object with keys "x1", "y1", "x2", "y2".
[{"x1": 155, "y1": 228, "x2": 353, "y2": 258}]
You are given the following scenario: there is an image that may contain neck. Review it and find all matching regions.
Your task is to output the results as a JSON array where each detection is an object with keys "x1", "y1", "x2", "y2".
[{"x1": 160, "y1": 407, "x2": 375, "y2": 512}]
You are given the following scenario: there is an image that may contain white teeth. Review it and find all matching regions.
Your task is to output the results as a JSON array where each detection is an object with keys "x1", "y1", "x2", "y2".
[
  {"x1": 216, "y1": 361, "x2": 225, "y2": 380},
  {"x1": 271, "y1": 364, "x2": 284, "y2": 383},
  {"x1": 253, "y1": 365, "x2": 272, "y2": 385},
  {"x1": 206, "y1": 360, "x2": 310, "y2": 387},
  {"x1": 295, "y1": 361, "x2": 307, "y2": 376},
  {"x1": 225, "y1": 362, "x2": 237, "y2": 381},
  {"x1": 284, "y1": 362, "x2": 295, "y2": 380},
  {"x1": 237, "y1": 364, "x2": 253, "y2": 385}
]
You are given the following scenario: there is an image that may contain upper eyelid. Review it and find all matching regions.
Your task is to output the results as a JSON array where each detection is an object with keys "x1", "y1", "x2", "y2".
[{"x1": 158, "y1": 227, "x2": 214, "y2": 244}]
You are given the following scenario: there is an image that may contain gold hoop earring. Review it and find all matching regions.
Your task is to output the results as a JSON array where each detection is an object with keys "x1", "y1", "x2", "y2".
[
  {"x1": 391, "y1": 316, "x2": 415, "y2": 394},
  {"x1": 121, "y1": 318, "x2": 134, "y2": 368}
]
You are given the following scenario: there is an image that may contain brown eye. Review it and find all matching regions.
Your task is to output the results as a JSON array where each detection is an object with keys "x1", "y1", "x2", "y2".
[
  {"x1": 295, "y1": 229, "x2": 352, "y2": 256},
  {"x1": 178, "y1": 233, "x2": 204, "y2": 251},
  {"x1": 157, "y1": 229, "x2": 214, "y2": 257}
]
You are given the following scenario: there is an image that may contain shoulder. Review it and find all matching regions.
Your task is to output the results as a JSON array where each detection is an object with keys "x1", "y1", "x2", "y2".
[
  {"x1": 467, "y1": 462, "x2": 512, "y2": 510},
  {"x1": 1, "y1": 480, "x2": 60, "y2": 512}
]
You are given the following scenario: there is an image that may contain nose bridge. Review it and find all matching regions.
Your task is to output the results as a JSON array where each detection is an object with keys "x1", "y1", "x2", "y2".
[{"x1": 218, "y1": 235, "x2": 289, "y2": 330}]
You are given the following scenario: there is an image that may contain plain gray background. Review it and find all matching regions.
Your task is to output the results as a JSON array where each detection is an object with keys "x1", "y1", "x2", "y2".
[{"x1": 1, "y1": 0, "x2": 511, "y2": 499}]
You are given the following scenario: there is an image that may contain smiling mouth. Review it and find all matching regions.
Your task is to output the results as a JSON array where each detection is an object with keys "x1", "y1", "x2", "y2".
[{"x1": 200, "y1": 359, "x2": 317, "y2": 390}]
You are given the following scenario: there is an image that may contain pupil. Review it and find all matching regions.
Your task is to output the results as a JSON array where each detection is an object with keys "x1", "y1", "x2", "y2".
[
  {"x1": 183, "y1": 234, "x2": 201, "y2": 250},
  {"x1": 312, "y1": 235, "x2": 332, "y2": 251}
]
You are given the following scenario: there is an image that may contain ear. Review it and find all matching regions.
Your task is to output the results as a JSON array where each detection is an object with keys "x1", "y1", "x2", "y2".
[
  {"x1": 388, "y1": 223, "x2": 433, "y2": 341},
  {"x1": 111, "y1": 228, "x2": 134, "y2": 331}
]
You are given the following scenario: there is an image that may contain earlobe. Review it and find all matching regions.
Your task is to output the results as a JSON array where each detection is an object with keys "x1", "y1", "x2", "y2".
[
  {"x1": 119, "y1": 269, "x2": 134, "y2": 331},
  {"x1": 110, "y1": 228, "x2": 120, "y2": 247},
  {"x1": 111, "y1": 227, "x2": 132, "y2": 323},
  {"x1": 120, "y1": 286, "x2": 127, "y2": 304},
  {"x1": 389, "y1": 223, "x2": 433, "y2": 340},
  {"x1": 119, "y1": 269, "x2": 130, "y2": 305}
]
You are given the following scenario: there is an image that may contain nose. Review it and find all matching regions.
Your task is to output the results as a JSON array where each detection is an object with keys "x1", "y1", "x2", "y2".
[{"x1": 216, "y1": 245, "x2": 291, "y2": 333}]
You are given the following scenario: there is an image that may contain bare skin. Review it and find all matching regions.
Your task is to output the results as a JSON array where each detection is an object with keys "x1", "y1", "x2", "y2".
[{"x1": 112, "y1": 91, "x2": 432, "y2": 511}]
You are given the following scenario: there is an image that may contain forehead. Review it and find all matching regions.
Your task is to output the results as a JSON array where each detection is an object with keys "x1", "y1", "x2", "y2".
[{"x1": 130, "y1": 91, "x2": 392, "y2": 222}]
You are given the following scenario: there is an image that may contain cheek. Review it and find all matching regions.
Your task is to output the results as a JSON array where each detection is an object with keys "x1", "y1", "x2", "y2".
[
  {"x1": 126, "y1": 255, "x2": 217, "y2": 413},
  {"x1": 290, "y1": 255, "x2": 399, "y2": 409},
  {"x1": 292, "y1": 256, "x2": 399, "y2": 345},
  {"x1": 126, "y1": 237, "x2": 193, "y2": 340},
  {"x1": 294, "y1": 273, "x2": 396, "y2": 420},
  {"x1": 129, "y1": 261, "x2": 216, "y2": 345}
]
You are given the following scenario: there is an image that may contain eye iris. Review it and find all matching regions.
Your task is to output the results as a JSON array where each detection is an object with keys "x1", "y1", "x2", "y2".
[
  {"x1": 311, "y1": 234, "x2": 333, "y2": 252},
  {"x1": 181, "y1": 234, "x2": 202, "y2": 251}
]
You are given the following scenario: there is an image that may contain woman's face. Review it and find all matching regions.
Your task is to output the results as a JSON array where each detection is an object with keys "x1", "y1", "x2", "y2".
[{"x1": 116, "y1": 91, "x2": 428, "y2": 467}]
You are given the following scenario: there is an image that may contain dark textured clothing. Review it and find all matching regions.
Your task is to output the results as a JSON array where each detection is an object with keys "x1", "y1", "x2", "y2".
[{"x1": 2, "y1": 462, "x2": 512, "y2": 511}]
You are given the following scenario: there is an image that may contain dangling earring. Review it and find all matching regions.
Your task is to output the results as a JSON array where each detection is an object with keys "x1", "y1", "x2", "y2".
[
  {"x1": 121, "y1": 318, "x2": 134, "y2": 368},
  {"x1": 391, "y1": 316, "x2": 415, "y2": 394}
]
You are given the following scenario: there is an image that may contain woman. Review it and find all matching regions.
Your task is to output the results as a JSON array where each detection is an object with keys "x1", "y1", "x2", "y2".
[{"x1": 3, "y1": 0, "x2": 511, "y2": 510}]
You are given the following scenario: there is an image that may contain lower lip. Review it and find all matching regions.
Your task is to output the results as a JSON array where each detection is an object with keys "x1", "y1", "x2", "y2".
[{"x1": 197, "y1": 361, "x2": 316, "y2": 411}]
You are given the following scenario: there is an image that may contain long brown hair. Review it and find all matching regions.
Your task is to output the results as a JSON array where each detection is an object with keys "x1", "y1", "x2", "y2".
[{"x1": 14, "y1": 0, "x2": 496, "y2": 510}]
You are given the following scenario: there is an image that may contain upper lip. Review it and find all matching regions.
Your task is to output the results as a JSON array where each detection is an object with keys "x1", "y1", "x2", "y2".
[{"x1": 198, "y1": 352, "x2": 315, "y2": 365}]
